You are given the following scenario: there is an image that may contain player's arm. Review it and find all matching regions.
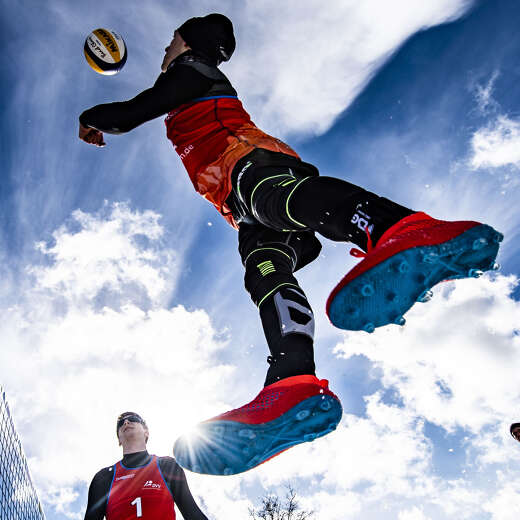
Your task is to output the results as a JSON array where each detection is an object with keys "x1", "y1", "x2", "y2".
[
  {"x1": 84, "y1": 467, "x2": 113, "y2": 520},
  {"x1": 159, "y1": 457, "x2": 209, "y2": 520},
  {"x1": 78, "y1": 64, "x2": 213, "y2": 145}
]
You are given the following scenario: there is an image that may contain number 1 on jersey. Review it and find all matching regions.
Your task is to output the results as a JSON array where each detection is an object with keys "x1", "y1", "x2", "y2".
[{"x1": 131, "y1": 497, "x2": 142, "y2": 517}]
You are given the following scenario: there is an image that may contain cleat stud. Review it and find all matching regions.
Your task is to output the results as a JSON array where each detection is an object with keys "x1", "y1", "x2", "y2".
[
  {"x1": 472, "y1": 238, "x2": 488, "y2": 250},
  {"x1": 386, "y1": 291, "x2": 397, "y2": 302},
  {"x1": 469, "y1": 268, "x2": 484, "y2": 278},
  {"x1": 494, "y1": 233, "x2": 504, "y2": 243},
  {"x1": 361, "y1": 283, "x2": 375, "y2": 297},
  {"x1": 347, "y1": 307, "x2": 360, "y2": 318},
  {"x1": 492, "y1": 262, "x2": 500, "y2": 271},
  {"x1": 239, "y1": 429, "x2": 256, "y2": 439},
  {"x1": 223, "y1": 467, "x2": 234, "y2": 476},
  {"x1": 296, "y1": 410, "x2": 311, "y2": 421},
  {"x1": 320, "y1": 401, "x2": 332, "y2": 411},
  {"x1": 304, "y1": 433, "x2": 317, "y2": 442},
  {"x1": 417, "y1": 289, "x2": 433, "y2": 303},
  {"x1": 422, "y1": 253, "x2": 439, "y2": 264},
  {"x1": 398, "y1": 260, "x2": 410, "y2": 273},
  {"x1": 394, "y1": 315, "x2": 406, "y2": 326},
  {"x1": 363, "y1": 322, "x2": 375, "y2": 333}
]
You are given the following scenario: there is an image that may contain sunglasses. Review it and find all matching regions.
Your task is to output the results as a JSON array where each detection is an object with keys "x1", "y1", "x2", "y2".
[{"x1": 117, "y1": 415, "x2": 144, "y2": 430}]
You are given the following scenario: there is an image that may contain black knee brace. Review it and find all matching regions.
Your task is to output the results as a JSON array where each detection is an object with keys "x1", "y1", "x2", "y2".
[
  {"x1": 249, "y1": 173, "x2": 313, "y2": 231},
  {"x1": 234, "y1": 159, "x2": 319, "y2": 232},
  {"x1": 243, "y1": 243, "x2": 300, "y2": 307}
]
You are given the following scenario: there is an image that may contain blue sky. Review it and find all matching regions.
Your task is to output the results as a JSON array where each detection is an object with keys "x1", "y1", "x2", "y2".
[{"x1": 1, "y1": 1, "x2": 520, "y2": 519}]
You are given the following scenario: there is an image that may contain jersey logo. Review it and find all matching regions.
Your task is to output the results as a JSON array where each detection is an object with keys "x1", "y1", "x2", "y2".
[
  {"x1": 143, "y1": 480, "x2": 161, "y2": 489},
  {"x1": 178, "y1": 144, "x2": 194, "y2": 160},
  {"x1": 116, "y1": 474, "x2": 135, "y2": 481}
]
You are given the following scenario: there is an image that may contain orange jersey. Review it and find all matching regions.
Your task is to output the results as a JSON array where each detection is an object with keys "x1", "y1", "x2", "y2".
[{"x1": 165, "y1": 96, "x2": 299, "y2": 228}]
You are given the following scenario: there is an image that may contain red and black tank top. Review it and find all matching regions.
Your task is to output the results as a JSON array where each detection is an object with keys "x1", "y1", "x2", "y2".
[
  {"x1": 106, "y1": 455, "x2": 175, "y2": 520},
  {"x1": 165, "y1": 95, "x2": 299, "y2": 229}
]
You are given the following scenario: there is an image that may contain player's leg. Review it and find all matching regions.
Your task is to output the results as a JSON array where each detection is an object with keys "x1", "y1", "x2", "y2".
[
  {"x1": 173, "y1": 224, "x2": 342, "y2": 476},
  {"x1": 239, "y1": 223, "x2": 319, "y2": 386},
  {"x1": 234, "y1": 154, "x2": 502, "y2": 332},
  {"x1": 232, "y1": 153, "x2": 413, "y2": 250},
  {"x1": 286, "y1": 176, "x2": 502, "y2": 331}
]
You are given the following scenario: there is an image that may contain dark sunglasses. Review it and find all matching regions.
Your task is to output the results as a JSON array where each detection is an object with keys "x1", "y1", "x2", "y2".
[{"x1": 117, "y1": 415, "x2": 144, "y2": 430}]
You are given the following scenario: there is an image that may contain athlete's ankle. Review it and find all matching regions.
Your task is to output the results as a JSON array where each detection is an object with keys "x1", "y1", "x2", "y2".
[{"x1": 264, "y1": 352, "x2": 316, "y2": 387}]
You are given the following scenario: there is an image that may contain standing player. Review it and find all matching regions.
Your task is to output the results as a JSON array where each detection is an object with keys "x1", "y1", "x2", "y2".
[
  {"x1": 84, "y1": 412, "x2": 209, "y2": 520},
  {"x1": 79, "y1": 14, "x2": 502, "y2": 475}
]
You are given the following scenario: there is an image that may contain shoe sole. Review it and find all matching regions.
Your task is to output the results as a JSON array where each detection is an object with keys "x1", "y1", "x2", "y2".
[
  {"x1": 327, "y1": 224, "x2": 502, "y2": 331},
  {"x1": 173, "y1": 394, "x2": 342, "y2": 475}
]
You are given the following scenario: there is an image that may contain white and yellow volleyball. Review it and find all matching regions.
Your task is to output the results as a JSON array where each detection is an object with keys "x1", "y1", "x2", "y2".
[{"x1": 84, "y1": 28, "x2": 127, "y2": 75}]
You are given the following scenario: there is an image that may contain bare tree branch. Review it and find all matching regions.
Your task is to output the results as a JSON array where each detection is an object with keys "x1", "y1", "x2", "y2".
[{"x1": 249, "y1": 484, "x2": 314, "y2": 520}]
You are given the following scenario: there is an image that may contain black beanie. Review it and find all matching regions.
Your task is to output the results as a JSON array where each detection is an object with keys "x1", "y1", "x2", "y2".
[{"x1": 177, "y1": 13, "x2": 235, "y2": 65}]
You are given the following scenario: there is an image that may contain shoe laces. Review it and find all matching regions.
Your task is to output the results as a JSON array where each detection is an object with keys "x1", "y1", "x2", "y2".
[{"x1": 349, "y1": 226, "x2": 373, "y2": 259}]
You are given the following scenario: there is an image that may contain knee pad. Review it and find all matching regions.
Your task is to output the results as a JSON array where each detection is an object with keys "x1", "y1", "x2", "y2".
[{"x1": 243, "y1": 170, "x2": 313, "y2": 231}]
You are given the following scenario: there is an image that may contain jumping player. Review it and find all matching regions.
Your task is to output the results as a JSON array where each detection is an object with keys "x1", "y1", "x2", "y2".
[
  {"x1": 84, "y1": 412, "x2": 209, "y2": 519},
  {"x1": 79, "y1": 14, "x2": 502, "y2": 475}
]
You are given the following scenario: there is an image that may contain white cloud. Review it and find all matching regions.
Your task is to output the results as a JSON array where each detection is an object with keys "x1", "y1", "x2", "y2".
[
  {"x1": 334, "y1": 275, "x2": 520, "y2": 433},
  {"x1": 399, "y1": 506, "x2": 431, "y2": 520},
  {"x1": 3, "y1": 208, "x2": 519, "y2": 520},
  {"x1": 228, "y1": 0, "x2": 474, "y2": 136},
  {"x1": 31, "y1": 202, "x2": 175, "y2": 307},
  {"x1": 0, "y1": 203, "x2": 234, "y2": 518},
  {"x1": 470, "y1": 116, "x2": 520, "y2": 170},
  {"x1": 482, "y1": 473, "x2": 520, "y2": 519},
  {"x1": 44, "y1": 0, "x2": 475, "y2": 139},
  {"x1": 320, "y1": 274, "x2": 520, "y2": 518},
  {"x1": 472, "y1": 70, "x2": 500, "y2": 114},
  {"x1": 38, "y1": 486, "x2": 81, "y2": 520}
]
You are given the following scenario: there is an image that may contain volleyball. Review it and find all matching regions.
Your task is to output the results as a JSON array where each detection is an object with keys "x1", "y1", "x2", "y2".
[{"x1": 84, "y1": 28, "x2": 127, "y2": 75}]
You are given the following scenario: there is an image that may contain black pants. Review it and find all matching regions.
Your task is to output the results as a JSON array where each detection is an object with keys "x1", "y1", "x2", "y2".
[{"x1": 226, "y1": 149, "x2": 413, "y2": 386}]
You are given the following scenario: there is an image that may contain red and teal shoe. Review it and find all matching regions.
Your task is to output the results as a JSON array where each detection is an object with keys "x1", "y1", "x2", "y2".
[
  {"x1": 326, "y1": 212, "x2": 503, "y2": 332},
  {"x1": 173, "y1": 375, "x2": 342, "y2": 475}
]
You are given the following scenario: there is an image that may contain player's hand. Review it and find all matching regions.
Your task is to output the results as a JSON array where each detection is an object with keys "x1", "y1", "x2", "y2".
[{"x1": 79, "y1": 123, "x2": 106, "y2": 147}]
